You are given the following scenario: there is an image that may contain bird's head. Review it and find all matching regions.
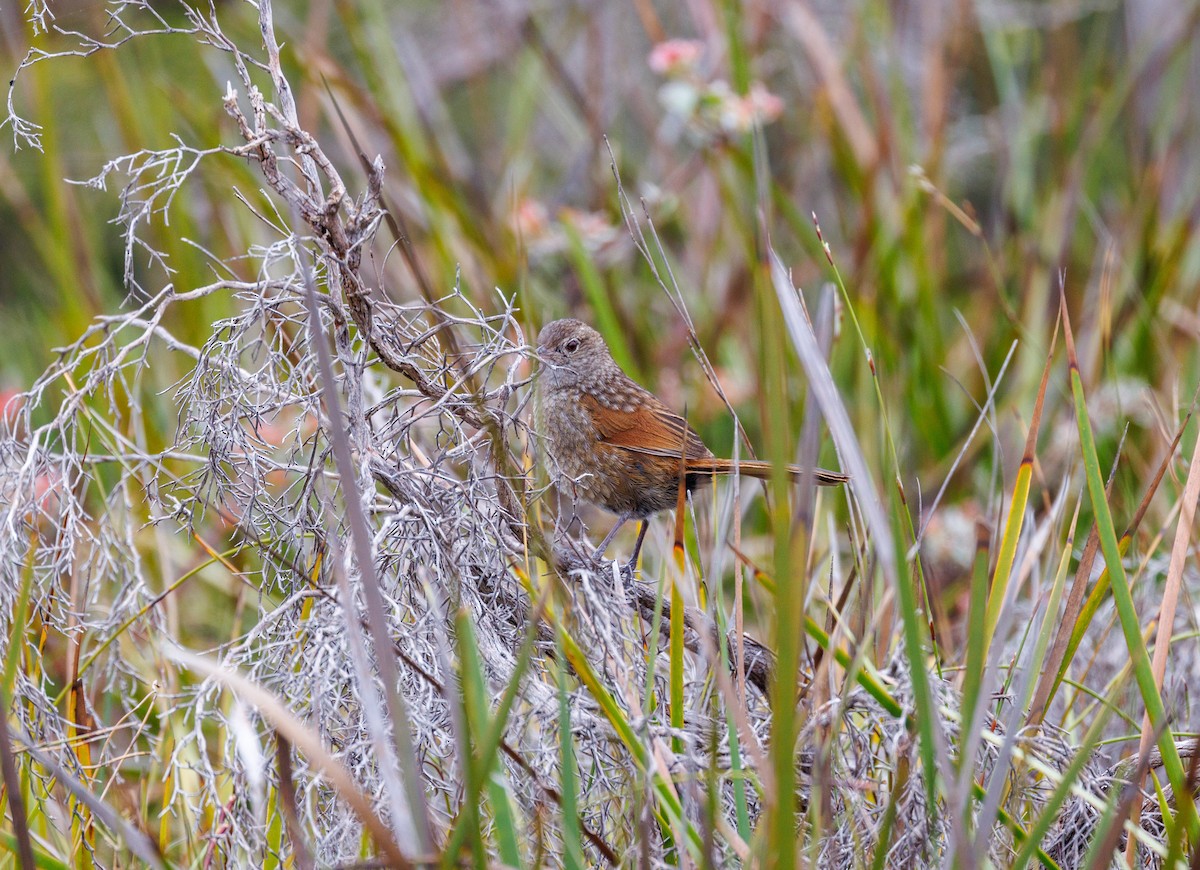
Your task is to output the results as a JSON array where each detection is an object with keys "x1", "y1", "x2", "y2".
[{"x1": 535, "y1": 319, "x2": 617, "y2": 391}]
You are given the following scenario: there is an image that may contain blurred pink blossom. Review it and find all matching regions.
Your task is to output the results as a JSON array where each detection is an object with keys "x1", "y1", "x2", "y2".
[
  {"x1": 0, "y1": 388, "x2": 23, "y2": 428},
  {"x1": 658, "y1": 72, "x2": 786, "y2": 139},
  {"x1": 747, "y1": 82, "x2": 784, "y2": 123},
  {"x1": 716, "y1": 81, "x2": 786, "y2": 133},
  {"x1": 560, "y1": 207, "x2": 619, "y2": 249},
  {"x1": 512, "y1": 197, "x2": 550, "y2": 240},
  {"x1": 648, "y1": 39, "x2": 703, "y2": 76}
]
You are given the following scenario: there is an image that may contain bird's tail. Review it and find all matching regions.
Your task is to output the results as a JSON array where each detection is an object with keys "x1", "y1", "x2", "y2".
[{"x1": 686, "y1": 458, "x2": 848, "y2": 487}]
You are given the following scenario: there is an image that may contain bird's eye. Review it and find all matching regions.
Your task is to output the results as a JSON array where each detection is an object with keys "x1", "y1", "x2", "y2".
[{"x1": 564, "y1": 338, "x2": 580, "y2": 354}]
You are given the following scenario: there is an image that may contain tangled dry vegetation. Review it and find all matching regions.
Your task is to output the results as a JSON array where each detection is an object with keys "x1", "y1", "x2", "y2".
[{"x1": 2, "y1": 2, "x2": 1199, "y2": 868}]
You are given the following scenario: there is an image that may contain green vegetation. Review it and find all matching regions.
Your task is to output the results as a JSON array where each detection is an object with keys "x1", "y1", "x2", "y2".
[{"x1": 2, "y1": 1, "x2": 1200, "y2": 866}]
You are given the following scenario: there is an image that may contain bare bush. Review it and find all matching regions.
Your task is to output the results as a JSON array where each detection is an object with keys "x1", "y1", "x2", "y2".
[{"x1": 0, "y1": 1, "x2": 1186, "y2": 867}]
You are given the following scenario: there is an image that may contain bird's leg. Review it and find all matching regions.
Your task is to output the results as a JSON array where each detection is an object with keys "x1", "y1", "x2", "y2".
[
  {"x1": 624, "y1": 521, "x2": 650, "y2": 574},
  {"x1": 592, "y1": 513, "x2": 629, "y2": 561}
]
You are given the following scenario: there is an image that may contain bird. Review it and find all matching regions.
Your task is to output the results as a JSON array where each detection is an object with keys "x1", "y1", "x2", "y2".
[{"x1": 534, "y1": 318, "x2": 848, "y2": 569}]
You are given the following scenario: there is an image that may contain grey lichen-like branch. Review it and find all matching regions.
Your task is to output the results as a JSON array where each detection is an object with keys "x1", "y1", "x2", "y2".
[{"x1": 2, "y1": 2, "x2": 1159, "y2": 868}]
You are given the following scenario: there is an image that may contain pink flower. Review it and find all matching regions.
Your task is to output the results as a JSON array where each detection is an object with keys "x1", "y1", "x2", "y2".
[
  {"x1": 512, "y1": 198, "x2": 550, "y2": 241},
  {"x1": 717, "y1": 82, "x2": 786, "y2": 133},
  {"x1": 648, "y1": 39, "x2": 703, "y2": 76},
  {"x1": 0, "y1": 389, "x2": 23, "y2": 430},
  {"x1": 747, "y1": 82, "x2": 784, "y2": 123},
  {"x1": 560, "y1": 208, "x2": 616, "y2": 246},
  {"x1": 33, "y1": 471, "x2": 60, "y2": 511}
]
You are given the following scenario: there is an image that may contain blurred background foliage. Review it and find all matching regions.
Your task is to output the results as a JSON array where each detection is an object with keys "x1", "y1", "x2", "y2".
[
  {"x1": 4, "y1": 1, "x2": 1200, "y2": 864},
  {"x1": 2, "y1": 0, "x2": 1199, "y2": 532}
]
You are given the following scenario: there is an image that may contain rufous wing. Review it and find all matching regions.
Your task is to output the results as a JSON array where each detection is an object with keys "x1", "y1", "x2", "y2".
[{"x1": 580, "y1": 393, "x2": 710, "y2": 460}]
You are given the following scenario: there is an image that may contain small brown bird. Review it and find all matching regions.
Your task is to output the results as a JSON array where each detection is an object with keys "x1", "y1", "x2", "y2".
[{"x1": 535, "y1": 319, "x2": 848, "y2": 568}]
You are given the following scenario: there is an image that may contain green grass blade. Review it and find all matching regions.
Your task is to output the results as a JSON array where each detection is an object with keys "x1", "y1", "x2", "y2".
[
  {"x1": 557, "y1": 633, "x2": 586, "y2": 870},
  {"x1": 1061, "y1": 295, "x2": 1197, "y2": 835},
  {"x1": 983, "y1": 322, "x2": 1056, "y2": 651}
]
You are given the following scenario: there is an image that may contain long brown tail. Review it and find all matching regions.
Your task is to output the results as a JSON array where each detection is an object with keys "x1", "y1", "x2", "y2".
[{"x1": 686, "y1": 457, "x2": 849, "y2": 486}]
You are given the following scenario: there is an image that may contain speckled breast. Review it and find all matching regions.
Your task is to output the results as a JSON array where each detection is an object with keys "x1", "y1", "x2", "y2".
[{"x1": 536, "y1": 383, "x2": 705, "y2": 519}]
